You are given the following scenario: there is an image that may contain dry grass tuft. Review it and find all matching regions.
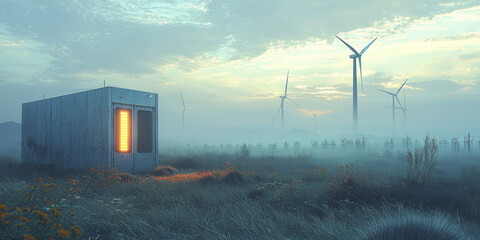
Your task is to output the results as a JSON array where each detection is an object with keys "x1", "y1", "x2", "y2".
[{"x1": 151, "y1": 165, "x2": 178, "y2": 177}]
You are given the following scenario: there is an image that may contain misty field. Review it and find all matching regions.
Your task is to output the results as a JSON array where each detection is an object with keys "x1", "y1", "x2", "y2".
[{"x1": 1, "y1": 136, "x2": 480, "y2": 240}]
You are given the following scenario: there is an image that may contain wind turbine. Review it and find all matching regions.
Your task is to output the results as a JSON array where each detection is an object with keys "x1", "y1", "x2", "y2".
[
  {"x1": 377, "y1": 78, "x2": 409, "y2": 129},
  {"x1": 336, "y1": 35, "x2": 377, "y2": 132},
  {"x1": 401, "y1": 90, "x2": 407, "y2": 129},
  {"x1": 180, "y1": 90, "x2": 186, "y2": 132},
  {"x1": 399, "y1": 89, "x2": 413, "y2": 129},
  {"x1": 270, "y1": 113, "x2": 276, "y2": 131},
  {"x1": 276, "y1": 70, "x2": 296, "y2": 131}
]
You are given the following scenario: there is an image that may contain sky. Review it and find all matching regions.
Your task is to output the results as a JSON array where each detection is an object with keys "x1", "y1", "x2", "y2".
[{"x1": 0, "y1": 0, "x2": 479, "y2": 143}]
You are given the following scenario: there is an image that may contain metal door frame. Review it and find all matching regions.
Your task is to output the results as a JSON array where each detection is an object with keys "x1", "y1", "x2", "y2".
[
  {"x1": 112, "y1": 104, "x2": 134, "y2": 170},
  {"x1": 133, "y1": 106, "x2": 155, "y2": 171}
]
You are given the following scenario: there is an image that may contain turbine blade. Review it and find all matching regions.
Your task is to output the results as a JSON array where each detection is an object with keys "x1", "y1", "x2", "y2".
[
  {"x1": 276, "y1": 100, "x2": 284, "y2": 117},
  {"x1": 395, "y1": 95, "x2": 403, "y2": 110},
  {"x1": 396, "y1": 78, "x2": 409, "y2": 95},
  {"x1": 285, "y1": 70, "x2": 289, "y2": 96},
  {"x1": 335, "y1": 35, "x2": 359, "y2": 55},
  {"x1": 358, "y1": 56, "x2": 363, "y2": 91},
  {"x1": 180, "y1": 90, "x2": 186, "y2": 110},
  {"x1": 285, "y1": 97, "x2": 300, "y2": 107},
  {"x1": 360, "y1": 38, "x2": 377, "y2": 55},
  {"x1": 377, "y1": 89, "x2": 394, "y2": 95}
]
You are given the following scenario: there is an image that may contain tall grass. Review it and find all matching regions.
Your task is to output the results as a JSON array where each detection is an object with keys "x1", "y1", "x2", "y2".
[
  {"x1": 405, "y1": 134, "x2": 439, "y2": 186},
  {"x1": 357, "y1": 206, "x2": 474, "y2": 240},
  {"x1": 1, "y1": 140, "x2": 479, "y2": 239}
]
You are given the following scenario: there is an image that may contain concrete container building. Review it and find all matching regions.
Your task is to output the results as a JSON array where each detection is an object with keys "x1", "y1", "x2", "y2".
[{"x1": 22, "y1": 87, "x2": 158, "y2": 171}]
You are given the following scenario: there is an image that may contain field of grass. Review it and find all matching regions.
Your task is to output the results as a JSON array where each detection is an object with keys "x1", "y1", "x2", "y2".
[{"x1": 1, "y1": 138, "x2": 480, "y2": 239}]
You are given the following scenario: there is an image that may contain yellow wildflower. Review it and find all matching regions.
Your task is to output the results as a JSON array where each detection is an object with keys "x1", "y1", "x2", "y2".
[
  {"x1": 35, "y1": 210, "x2": 49, "y2": 219},
  {"x1": 71, "y1": 225, "x2": 83, "y2": 237},
  {"x1": 0, "y1": 204, "x2": 7, "y2": 210},
  {"x1": 52, "y1": 207, "x2": 62, "y2": 216},
  {"x1": 0, "y1": 211, "x2": 10, "y2": 220},
  {"x1": 23, "y1": 235, "x2": 35, "y2": 240},
  {"x1": 57, "y1": 228, "x2": 70, "y2": 238}
]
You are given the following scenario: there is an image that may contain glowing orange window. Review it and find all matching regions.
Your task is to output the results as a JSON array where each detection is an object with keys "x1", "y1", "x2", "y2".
[{"x1": 115, "y1": 108, "x2": 132, "y2": 153}]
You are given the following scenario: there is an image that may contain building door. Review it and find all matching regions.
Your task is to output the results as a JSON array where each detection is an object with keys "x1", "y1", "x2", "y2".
[
  {"x1": 113, "y1": 104, "x2": 133, "y2": 170},
  {"x1": 134, "y1": 106, "x2": 155, "y2": 171}
]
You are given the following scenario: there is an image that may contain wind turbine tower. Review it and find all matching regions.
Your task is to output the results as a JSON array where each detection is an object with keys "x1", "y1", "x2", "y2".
[
  {"x1": 270, "y1": 113, "x2": 276, "y2": 131},
  {"x1": 403, "y1": 90, "x2": 407, "y2": 129},
  {"x1": 180, "y1": 90, "x2": 186, "y2": 132},
  {"x1": 336, "y1": 35, "x2": 377, "y2": 132},
  {"x1": 276, "y1": 70, "x2": 296, "y2": 131},
  {"x1": 377, "y1": 78, "x2": 409, "y2": 129}
]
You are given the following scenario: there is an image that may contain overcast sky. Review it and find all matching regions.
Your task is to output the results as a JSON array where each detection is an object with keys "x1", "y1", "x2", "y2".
[{"x1": 1, "y1": 0, "x2": 479, "y2": 142}]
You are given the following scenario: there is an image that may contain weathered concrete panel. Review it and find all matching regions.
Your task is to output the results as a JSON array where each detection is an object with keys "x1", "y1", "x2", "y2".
[{"x1": 22, "y1": 87, "x2": 158, "y2": 171}]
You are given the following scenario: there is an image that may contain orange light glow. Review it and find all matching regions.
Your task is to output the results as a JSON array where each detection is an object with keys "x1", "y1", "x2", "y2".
[
  {"x1": 116, "y1": 108, "x2": 131, "y2": 153},
  {"x1": 119, "y1": 111, "x2": 129, "y2": 152}
]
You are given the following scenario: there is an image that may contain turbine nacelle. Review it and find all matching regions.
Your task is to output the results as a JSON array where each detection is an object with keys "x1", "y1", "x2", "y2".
[{"x1": 349, "y1": 54, "x2": 359, "y2": 59}]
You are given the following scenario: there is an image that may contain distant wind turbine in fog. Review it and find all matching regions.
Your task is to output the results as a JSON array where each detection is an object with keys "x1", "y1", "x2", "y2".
[
  {"x1": 180, "y1": 90, "x2": 186, "y2": 132},
  {"x1": 401, "y1": 90, "x2": 409, "y2": 129},
  {"x1": 270, "y1": 113, "x2": 276, "y2": 131},
  {"x1": 299, "y1": 109, "x2": 332, "y2": 134},
  {"x1": 378, "y1": 78, "x2": 409, "y2": 129},
  {"x1": 276, "y1": 70, "x2": 297, "y2": 131},
  {"x1": 336, "y1": 35, "x2": 377, "y2": 132},
  {"x1": 403, "y1": 91, "x2": 406, "y2": 128}
]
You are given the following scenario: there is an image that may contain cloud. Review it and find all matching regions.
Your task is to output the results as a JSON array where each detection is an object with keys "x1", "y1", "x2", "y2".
[
  {"x1": 458, "y1": 52, "x2": 480, "y2": 60},
  {"x1": 451, "y1": 79, "x2": 478, "y2": 85},
  {"x1": 408, "y1": 80, "x2": 474, "y2": 95},
  {"x1": 425, "y1": 31, "x2": 480, "y2": 42},
  {"x1": 1, "y1": 0, "x2": 478, "y2": 83},
  {"x1": 295, "y1": 84, "x2": 351, "y2": 101},
  {"x1": 204, "y1": 0, "x2": 479, "y2": 56},
  {"x1": 0, "y1": 0, "x2": 224, "y2": 79},
  {"x1": 299, "y1": 109, "x2": 332, "y2": 116},
  {"x1": 0, "y1": 37, "x2": 25, "y2": 47},
  {"x1": 378, "y1": 80, "x2": 423, "y2": 91},
  {"x1": 235, "y1": 94, "x2": 277, "y2": 101}
]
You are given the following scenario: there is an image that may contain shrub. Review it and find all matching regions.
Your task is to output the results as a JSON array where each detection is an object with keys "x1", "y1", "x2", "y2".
[
  {"x1": 117, "y1": 173, "x2": 137, "y2": 182},
  {"x1": 238, "y1": 144, "x2": 251, "y2": 160},
  {"x1": 152, "y1": 165, "x2": 178, "y2": 177},
  {"x1": 300, "y1": 167, "x2": 326, "y2": 182},
  {"x1": 220, "y1": 162, "x2": 243, "y2": 184},
  {"x1": 326, "y1": 162, "x2": 374, "y2": 191},
  {"x1": 221, "y1": 169, "x2": 243, "y2": 184},
  {"x1": 405, "y1": 134, "x2": 438, "y2": 187}
]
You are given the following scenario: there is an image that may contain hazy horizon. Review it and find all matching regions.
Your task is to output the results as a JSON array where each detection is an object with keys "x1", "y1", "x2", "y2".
[{"x1": 1, "y1": 1, "x2": 479, "y2": 143}]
